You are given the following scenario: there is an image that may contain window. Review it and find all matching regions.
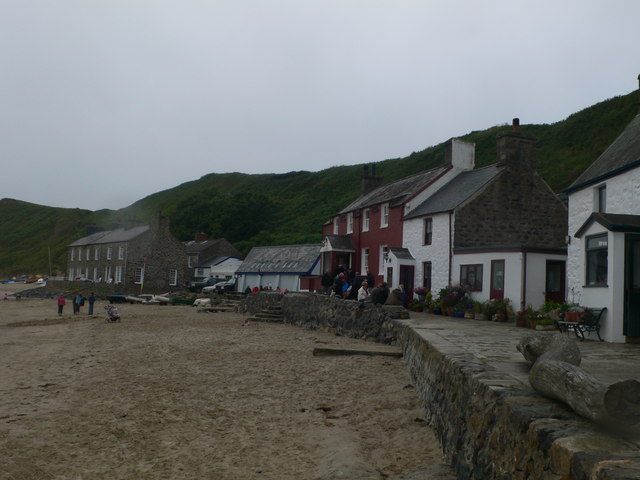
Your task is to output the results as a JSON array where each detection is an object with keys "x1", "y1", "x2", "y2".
[
  {"x1": 134, "y1": 267, "x2": 143, "y2": 284},
  {"x1": 93, "y1": 267, "x2": 98, "y2": 281},
  {"x1": 586, "y1": 234, "x2": 608, "y2": 286},
  {"x1": 195, "y1": 268, "x2": 205, "y2": 277},
  {"x1": 188, "y1": 255, "x2": 198, "y2": 268},
  {"x1": 362, "y1": 247, "x2": 369, "y2": 274},
  {"x1": 71, "y1": 249, "x2": 75, "y2": 261},
  {"x1": 362, "y1": 209, "x2": 370, "y2": 232},
  {"x1": 347, "y1": 212, "x2": 353, "y2": 234},
  {"x1": 118, "y1": 246, "x2": 125, "y2": 260},
  {"x1": 596, "y1": 185, "x2": 606, "y2": 213},
  {"x1": 78, "y1": 247, "x2": 82, "y2": 260},
  {"x1": 423, "y1": 261, "x2": 432, "y2": 292},
  {"x1": 105, "y1": 266, "x2": 112, "y2": 283},
  {"x1": 68, "y1": 268, "x2": 73, "y2": 280},
  {"x1": 423, "y1": 218, "x2": 433, "y2": 245},
  {"x1": 85, "y1": 248, "x2": 90, "y2": 261},
  {"x1": 380, "y1": 245, "x2": 389, "y2": 272},
  {"x1": 114, "y1": 266, "x2": 123, "y2": 284},
  {"x1": 169, "y1": 269, "x2": 178, "y2": 286},
  {"x1": 333, "y1": 217, "x2": 339, "y2": 235},
  {"x1": 460, "y1": 264, "x2": 483, "y2": 291},
  {"x1": 107, "y1": 247, "x2": 113, "y2": 260},
  {"x1": 381, "y1": 203, "x2": 389, "y2": 228},
  {"x1": 94, "y1": 247, "x2": 100, "y2": 260}
]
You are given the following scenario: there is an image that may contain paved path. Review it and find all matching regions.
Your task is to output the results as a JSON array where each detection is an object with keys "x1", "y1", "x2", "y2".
[{"x1": 402, "y1": 312, "x2": 640, "y2": 389}]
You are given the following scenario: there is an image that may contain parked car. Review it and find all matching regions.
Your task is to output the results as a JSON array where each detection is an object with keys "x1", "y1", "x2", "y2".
[
  {"x1": 213, "y1": 278, "x2": 236, "y2": 293},
  {"x1": 202, "y1": 281, "x2": 227, "y2": 293},
  {"x1": 188, "y1": 277, "x2": 221, "y2": 292}
]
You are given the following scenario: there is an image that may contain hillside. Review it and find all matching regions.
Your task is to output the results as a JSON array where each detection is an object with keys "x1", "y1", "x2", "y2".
[{"x1": 1, "y1": 90, "x2": 638, "y2": 277}]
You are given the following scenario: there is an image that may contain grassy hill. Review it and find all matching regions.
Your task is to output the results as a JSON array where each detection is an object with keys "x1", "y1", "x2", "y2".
[{"x1": 1, "y1": 90, "x2": 638, "y2": 277}]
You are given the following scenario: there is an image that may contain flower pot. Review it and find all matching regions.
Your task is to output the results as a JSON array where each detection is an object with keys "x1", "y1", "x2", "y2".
[{"x1": 454, "y1": 311, "x2": 465, "y2": 318}]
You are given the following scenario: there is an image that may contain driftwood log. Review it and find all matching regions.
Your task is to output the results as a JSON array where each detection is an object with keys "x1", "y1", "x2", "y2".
[{"x1": 517, "y1": 334, "x2": 640, "y2": 426}]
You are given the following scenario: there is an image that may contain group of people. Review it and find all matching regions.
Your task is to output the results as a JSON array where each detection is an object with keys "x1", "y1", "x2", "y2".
[
  {"x1": 321, "y1": 266, "x2": 408, "y2": 307},
  {"x1": 57, "y1": 292, "x2": 96, "y2": 316}
]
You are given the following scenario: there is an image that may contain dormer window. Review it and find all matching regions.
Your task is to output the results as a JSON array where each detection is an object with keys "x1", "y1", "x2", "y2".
[{"x1": 381, "y1": 203, "x2": 389, "y2": 228}]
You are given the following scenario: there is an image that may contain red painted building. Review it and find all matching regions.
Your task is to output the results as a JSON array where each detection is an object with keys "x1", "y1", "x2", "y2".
[{"x1": 321, "y1": 163, "x2": 450, "y2": 287}]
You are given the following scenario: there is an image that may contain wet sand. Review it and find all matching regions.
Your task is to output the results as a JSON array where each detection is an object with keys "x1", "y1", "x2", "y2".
[{"x1": 0, "y1": 285, "x2": 454, "y2": 480}]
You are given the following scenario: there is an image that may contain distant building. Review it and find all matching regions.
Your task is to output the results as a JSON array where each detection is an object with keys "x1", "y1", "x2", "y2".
[
  {"x1": 184, "y1": 233, "x2": 242, "y2": 281},
  {"x1": 236, "y1": 244, "x2": 322, "y2": 292},
  {"x1": 67, "y1": 215, "x2": 186, "y2": 290}
]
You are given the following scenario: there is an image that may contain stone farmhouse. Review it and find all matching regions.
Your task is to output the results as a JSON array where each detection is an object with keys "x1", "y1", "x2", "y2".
[
  {"x1": 403, "y1": 120, "x2": 567, "y2": 311},
  {"x1": 67, "y1": 215, "x2": 187, "y2": 290},
  {"x1": 565, "y1": 93, "x2": 640, "y2": 342}
]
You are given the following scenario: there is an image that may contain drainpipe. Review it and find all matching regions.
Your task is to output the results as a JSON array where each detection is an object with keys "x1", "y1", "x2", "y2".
[
  {"x1": 521, "y1": 249, "x2": 527, "y2": 311},
  {"x1": 448, "y1": 211, "x2": 453, "y2": 285}
]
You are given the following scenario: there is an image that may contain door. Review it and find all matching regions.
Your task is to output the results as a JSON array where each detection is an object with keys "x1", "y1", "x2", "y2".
[
  {"x1": 624, "y1": 234, "x2": 640, "y2": 336},
  {"x1": 399, "y1": 265, "x2": 415, "y2": 299},
  {"x1": 490, "y1": 260, "x2": 505, "y2": 300},
  {"x1": 545, "y1": 260, "x2": 566, "y2": 304}
]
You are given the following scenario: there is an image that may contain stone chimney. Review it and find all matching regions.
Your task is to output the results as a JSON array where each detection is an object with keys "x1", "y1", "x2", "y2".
[
  {"x1": 496, "y1": 118, "x2": 537, "y2": 171},
  {"x1": 361, "y1": 163, "x2": 383, "y2": 195},
  {"x1": 195, "y1": 232, "x2": 208, "y2": 242},
  {"x1": 444, "y1": 138, "x2": 475, "y2": 171}
]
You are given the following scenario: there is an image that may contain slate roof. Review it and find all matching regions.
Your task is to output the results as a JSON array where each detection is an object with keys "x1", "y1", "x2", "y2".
[
  {"x1": 184, "y1": 238, "x2": 241, "y2": 256},
  {"x1": 339, "y1": 166, "x2": 448, "y2": 214},
  {"x1": 320, "y1": 235, "x2": 355, "y2": 252},
  {"x1": 197, "y1": 256, "x2": 239, "y2": 268},
  {"x1": 574, "y1": 212, "x2": 640, "y2": 238},
  {"x1": 404, "y1": 164, "x2": 502, "y2": 219},
  {"x1": 68, "y1": 226, "x2": 150, "y2": 246},
  {"x1": 567, "y1": 114, "x2": 640, "y2": 192},
  {"x1": 237, "y1": 244, "x2": 322, "y2": 274},
  {"x1": 389, "y1": 247, "x2": 414, "y2": 260}
]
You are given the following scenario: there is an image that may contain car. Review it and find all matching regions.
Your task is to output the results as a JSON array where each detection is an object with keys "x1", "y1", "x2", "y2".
[
  {"x1": 213, "y1": 278, "x2": 236, "y2": 293},
  {"x1": 202, "y1": 281, "x2": 227, "y2": 293},
  {"x1": 188, "y1": 277, "x2": 221, "y2": 292}
]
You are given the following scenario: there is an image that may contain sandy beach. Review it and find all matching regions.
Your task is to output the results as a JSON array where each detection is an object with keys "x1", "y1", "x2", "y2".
[{"x1": 0, "y1": 284, "x2": 453, "y2": 480}]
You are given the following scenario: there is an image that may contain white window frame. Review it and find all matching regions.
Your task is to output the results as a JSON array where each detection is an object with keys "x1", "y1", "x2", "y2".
[
  {"x1": 169, "y1": 269, "x2": 178, "y2": 286},
  {"x1": 134, "y1": 267, "x2": 143, "y2": 285},
  {"x1": 85, "y1": 248, "x2": 90, "y2": 261},
  {"x1": 94, "y1": 247, "x2": 100, "y2": 260},
  {"x1": 107, "y1": 247, "x2": 113, "y2": 260},
  {"x1": 195, "y1": 268, "x2": 205, "y2": 278},
  {"x1": 114, "y1": 265, "x2": 123, "y2": 284},
  {"x1": 93, "y1": 267, "x2": 99, "y2": 281},
  {"x1": 118, "y1": 246, "x2": 125, "y2": 260},
  {"x1": 71, "y1": 249, "x2": 75, "y2": 261},
  {"x1": 78, "y1": 247, "x2": 82, "y2": 260},
  {"x1": 105, "y1": 266, "x2": 112, "y2": 283},
  {"x1": 333, "y1": 217, "x2": 339, "y2": 235},
  {"x1": 381, "y1": 203, "x2": 389, "y2": 228},
  {"x1": 362, "y1": 247, "x2": 369, "y2": 274},
  {"x1": 362, "y1": 208, "x2": 370, "y2": 232},
  {"x1": 347, "y1": 212, "x2": 353, "y2": 234}
]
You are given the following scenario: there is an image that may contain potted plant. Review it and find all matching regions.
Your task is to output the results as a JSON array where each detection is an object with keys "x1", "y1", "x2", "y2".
[
  {"x1": 474, "y1": 301, "x2": 487, "y2": 321},
  {"x1": 414, "y1": 286, "x2": 428, "y2": 302},
  {"x1": 535, "y1": 315, "x2": 555, "y2": 330},
  {"x1": 515, "y1": 310, "x2": 527, "y2": 327}
]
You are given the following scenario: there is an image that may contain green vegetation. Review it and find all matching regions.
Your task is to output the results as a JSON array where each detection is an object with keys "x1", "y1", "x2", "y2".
[{"x1": 1, "y1": 90, "x2": 637, "y2": 277}]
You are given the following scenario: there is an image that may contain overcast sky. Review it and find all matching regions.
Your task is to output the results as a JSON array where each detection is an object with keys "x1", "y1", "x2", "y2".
[{"x1": 1, "y1": 1, "x2": 639, "y2": 211}]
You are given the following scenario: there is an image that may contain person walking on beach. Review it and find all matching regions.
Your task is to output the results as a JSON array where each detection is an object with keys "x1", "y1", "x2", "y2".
[
  {"x1": 88, "y1": 292, "x2": 96, "y2": 316},
  {"x1": 57, "y1": 295, "x2": 66, "y2": 315}
]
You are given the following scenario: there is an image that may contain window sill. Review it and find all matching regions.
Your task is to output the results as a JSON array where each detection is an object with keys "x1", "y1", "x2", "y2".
[{"x1": 583, "y1": 284, "x2": 609, "y2": 288}]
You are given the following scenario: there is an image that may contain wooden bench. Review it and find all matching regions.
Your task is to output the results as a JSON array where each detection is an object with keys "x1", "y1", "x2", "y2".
[{"x1": 556, "y1": 307, "x2": 606, "y2": 342}]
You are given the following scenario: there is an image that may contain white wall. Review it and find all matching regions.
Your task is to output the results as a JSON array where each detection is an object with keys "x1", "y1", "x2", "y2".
[
  {"x1": 403, "y1": 213, "x2": 451, "y2": 294},
  {"x1": 525, "y1": 252, "x2": 568, "y2": 310},
  {"x1": 567, "y1": 168, "x2": 640, "y2": 342},
  {"x1": 238, "y1": 273, "x2": 300, "y2": 292}
]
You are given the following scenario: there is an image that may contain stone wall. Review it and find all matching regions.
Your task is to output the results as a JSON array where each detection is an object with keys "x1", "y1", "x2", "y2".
[{"x1": 241, "y1": 292, "x2": 640, "y2": 480}]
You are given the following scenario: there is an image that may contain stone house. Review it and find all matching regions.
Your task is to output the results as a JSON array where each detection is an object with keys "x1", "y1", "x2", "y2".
[
  {"x1": 236, "y1": 244, "x2": 322, "y2": 292},
  {"x1": 565, "y1": 99, "x2": 640, "y2": 342},
  {"x1": 184, "y1": 233, "x2": 242, "y2": 281},
  {"x1": 320, "y1": 139, "x2": 475, "y2": 289},
  {"x1": 67, "y1": 215, "x2": 187, "y2": 290},
  {"x1": 403, "y1": 120, "x2": 568, "y2": 311}
]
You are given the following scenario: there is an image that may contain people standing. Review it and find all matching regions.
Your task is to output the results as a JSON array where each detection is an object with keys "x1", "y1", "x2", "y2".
[
  {"x1": 57, "y1": 295, "x2": 66, "y2": 315},
  {"x1": 88, "y1": 292, "x2": 96, "y2": 316},
  {"x1": 73, "y1": 293, "x2": 83, "y2": 314},
  {"x1": 357, "y1": 281, "x2": 370, "y2": 302}
]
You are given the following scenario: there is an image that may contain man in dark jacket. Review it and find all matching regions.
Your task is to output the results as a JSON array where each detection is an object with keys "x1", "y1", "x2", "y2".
[{"x1": 370, "y1": 282, "x2": 389, "y2": 305}]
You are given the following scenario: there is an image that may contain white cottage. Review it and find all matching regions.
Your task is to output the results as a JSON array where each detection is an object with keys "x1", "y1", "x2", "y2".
[
  {"x1": 403, "y1": 121, "x2": 568, "y2": 311},
  {"x1": 565, "y1": 109, "x2": 640, "y2": 342}
]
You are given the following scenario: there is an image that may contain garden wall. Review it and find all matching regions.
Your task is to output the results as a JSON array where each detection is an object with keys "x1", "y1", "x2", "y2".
[{"x1": 241, "y1": 292, "x2": 640, "y2": 480}]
